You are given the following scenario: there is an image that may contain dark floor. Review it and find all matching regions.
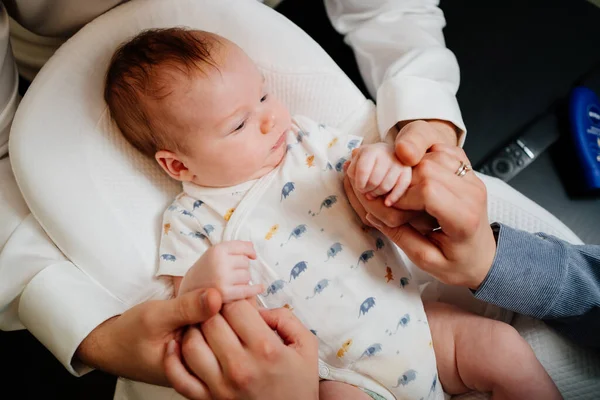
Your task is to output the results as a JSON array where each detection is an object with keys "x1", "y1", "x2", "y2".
[{"x1": 2, "y1": 0, "x2": 600, "y2": 398}]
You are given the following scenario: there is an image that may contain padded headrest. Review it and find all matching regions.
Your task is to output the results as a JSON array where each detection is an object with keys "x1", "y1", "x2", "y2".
[{"x1": 9, "y1": 0, "x2": 370, "y2": 304}]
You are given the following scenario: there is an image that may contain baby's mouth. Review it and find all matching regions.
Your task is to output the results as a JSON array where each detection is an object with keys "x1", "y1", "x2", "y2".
[{"x1": 271, "y1": 131, "x2": 287, "y2": 151}]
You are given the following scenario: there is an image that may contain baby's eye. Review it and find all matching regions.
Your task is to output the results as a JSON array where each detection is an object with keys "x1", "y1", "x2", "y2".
[
  {"x1": 234, "y1": 121, "x2": 246, "y2": 132},
  {"x1": 260, "y1": 94, "x2": 268, "y2": 102}
]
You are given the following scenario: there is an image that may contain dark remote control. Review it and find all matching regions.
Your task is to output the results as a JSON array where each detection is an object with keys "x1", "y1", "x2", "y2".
[{"x1": 476, "y1": 114, "x2": 561, "y2": 181}]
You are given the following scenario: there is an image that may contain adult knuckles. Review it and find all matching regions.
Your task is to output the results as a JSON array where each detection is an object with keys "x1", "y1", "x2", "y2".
[
  {"x1": 421, "y1": 180, "x2": 439, "y2": 201},
  {"x1": 413, "y1": 247, "x2": 437, "y2": 270},
  {"x1": 257, "y1": 337, "x2": 280, "y2": 362},
  {"x1": 227, "y1": 362, "x2": 256, "y2": 391}
]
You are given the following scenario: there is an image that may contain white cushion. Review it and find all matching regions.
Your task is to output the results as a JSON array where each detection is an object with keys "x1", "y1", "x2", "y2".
[{"x1": 8, "y1": 0, "x2": 598, "y2": 398}]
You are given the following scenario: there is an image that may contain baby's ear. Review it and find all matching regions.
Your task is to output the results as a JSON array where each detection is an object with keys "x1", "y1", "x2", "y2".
[{"x1": 155, "y1": 150, "x2": 193, "y2": 182}]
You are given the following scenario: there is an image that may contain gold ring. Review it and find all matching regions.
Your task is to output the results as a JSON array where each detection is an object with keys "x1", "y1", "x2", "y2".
[{"x1": 455, "y1": 161, "x2": 472, "y2": 177}]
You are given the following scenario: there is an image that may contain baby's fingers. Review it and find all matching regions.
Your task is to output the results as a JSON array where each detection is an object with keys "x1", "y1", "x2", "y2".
[
  {"x1": 222, "y1": 284, "x2": 265, "y2": 303},
  {"x1": 385, "y1": 168, "x2": 412, "y2": 207},
  {"x1": 368, "y1": 166, "x2": 401, "y2": 198},
  {"x1": 222, "y1": 241, "x2": 257, "y2": 259},
  {"x1": 232, "y1": 268, "x2": 252, "y2": 285}
]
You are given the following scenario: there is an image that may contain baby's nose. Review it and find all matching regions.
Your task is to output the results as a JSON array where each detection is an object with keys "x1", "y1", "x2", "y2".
[{"x1": 260, "y1": 114, "x2": 276, "y2": 135}]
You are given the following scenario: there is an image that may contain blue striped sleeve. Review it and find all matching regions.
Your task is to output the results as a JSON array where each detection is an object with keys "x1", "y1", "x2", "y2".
[{"x1": 474, "y1": 223, "x2": 600, "y2": 347}]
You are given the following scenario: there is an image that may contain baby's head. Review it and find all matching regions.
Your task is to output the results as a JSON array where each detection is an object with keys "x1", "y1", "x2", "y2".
[{"x1": 105, "y1": 28, "x2": 291, "y2": 187}]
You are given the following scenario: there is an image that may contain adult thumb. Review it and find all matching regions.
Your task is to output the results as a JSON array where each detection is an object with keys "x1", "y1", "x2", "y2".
[{"x1": 163, "y1": 288, "x2": 222, "y2": 330}]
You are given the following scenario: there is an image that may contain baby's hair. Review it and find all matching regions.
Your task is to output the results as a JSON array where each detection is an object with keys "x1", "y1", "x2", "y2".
[{"x1": 104, "y1": 27, "x2": 222, "y2": 157}]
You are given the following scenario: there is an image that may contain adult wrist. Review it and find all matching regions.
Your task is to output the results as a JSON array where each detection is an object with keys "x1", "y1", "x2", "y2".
[
  {"x1": 75, "y1": 315, "x2": 119, "y2": 372},
  {"x1": 424, "y1": 119, "x2": 459, "y2": 146},
  {"x1": 396, "y1": 119, "x2": 459, "y2": 146},
  {"x1": 467, "y1": 224, "x2": 499, "y2": 291}
]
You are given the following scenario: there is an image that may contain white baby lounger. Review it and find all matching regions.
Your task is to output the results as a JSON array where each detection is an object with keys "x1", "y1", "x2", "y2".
[{"x1": 7, "y1": 0, "x2": 599, "y2": 398}]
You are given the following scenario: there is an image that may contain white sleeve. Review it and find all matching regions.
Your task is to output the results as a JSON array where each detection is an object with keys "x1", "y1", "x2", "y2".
[
  {"x1": 0, "y1": 157, "x2": 126, "y2": 376},
  {"x1": 0, "y1": 215, "x2": 127, "y2": 376},
  {"x1": 324, "y1": 0, "x2": 466, "y2": 143},
  {"x1": 157, "y1": 202, "x2": 212, "y2": 277}
]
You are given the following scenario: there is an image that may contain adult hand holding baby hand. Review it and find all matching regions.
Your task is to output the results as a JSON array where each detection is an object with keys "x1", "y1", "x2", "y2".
[
  {"x1": 179, "y1": 241, "x2": 264, "y2": 302},
  {"x1": 76, "y1": 288, "x2": 222, "y2": 386},
  {"x1": 394, "y1": 119, "x2": 459, "y2": 166},
  {"x1": 344, "y1": 144, "x2": 497, "y2": 290},
  {"x1": 164, "y1": 302, "x2": 320, "y2": 400}
]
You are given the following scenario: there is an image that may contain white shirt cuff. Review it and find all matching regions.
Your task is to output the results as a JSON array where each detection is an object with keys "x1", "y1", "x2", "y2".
[
  {"x1": 377, "y1": 76, "x2": 466, "y2": 146},
  {"x1": 19, "y1": 262, "x2": 127, "y2": 376}
]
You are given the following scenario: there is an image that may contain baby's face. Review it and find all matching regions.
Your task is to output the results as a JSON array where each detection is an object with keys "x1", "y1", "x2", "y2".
[{"x1": 159, "y1": 40, "x2": 291, "y2": 187}]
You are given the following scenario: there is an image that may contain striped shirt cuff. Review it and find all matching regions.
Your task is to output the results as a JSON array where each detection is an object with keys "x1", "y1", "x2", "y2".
[{"x1": 474, "y1": 223, "x2": 568, "y2": 319}]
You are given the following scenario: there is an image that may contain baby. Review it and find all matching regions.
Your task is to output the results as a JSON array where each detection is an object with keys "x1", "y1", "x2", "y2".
[{"x1": 105, "y1": 28, "x2": 560, "y2": 400}]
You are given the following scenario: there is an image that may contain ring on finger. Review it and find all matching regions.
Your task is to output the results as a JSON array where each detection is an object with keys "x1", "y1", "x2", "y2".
[{"x1": 455, "y1": 160, "x2": 472, "y2": 177}]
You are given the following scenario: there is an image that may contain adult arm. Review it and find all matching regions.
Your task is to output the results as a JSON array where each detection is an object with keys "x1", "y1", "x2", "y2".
[
  {"x1": 0, "y1": 156, "x2": 223, "y2": 383},
  {"x1": 324, "y1": 0, "x2": 465, "y2": 153},
  {"x1": 475, "y1": 223, "x2": 600, "y2": 347}
]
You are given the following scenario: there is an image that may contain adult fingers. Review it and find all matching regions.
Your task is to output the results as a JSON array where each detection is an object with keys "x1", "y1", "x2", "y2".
[
  {"x1": 221, "y1": 300, "x2": 286, "y2": 350},
  {"x1": 366, "y1": 214, "x2": 447, "y2": 273},
  {"x1": 201, "y1": 313, "x2": 245, "y2": 371},
  {"x1": 259, "y1": 307, "x2": 318, "y2": 353},
  {"x1": 164, "y1": 339, "x2": 211, "y2": 400},
  {"x1": 392, "y1": 167, "x2": 482, "y2": 239},
  {"x1": 180, "y1": 326, "x2": 225, "y2": 396},
  {"x1": 408, "y1": 213, "x2": 441, "y2": 234},
  {"x1": 162, "y1": 288, "x2": 222, "y2": 331},
  {"x1": 347, "y1": 173, "x2": 418, "y2": 228},
  {"x1": 394, "y1": 120, "x2": 439, "y2": 166},
  {"x1": 410, "y1": 147, "x2": 476, "y2": 187}
]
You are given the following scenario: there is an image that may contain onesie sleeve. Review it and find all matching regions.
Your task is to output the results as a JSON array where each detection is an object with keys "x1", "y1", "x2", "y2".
[
  {"x1": 157, "y1": 200, "x2": 212, "y2": 277},
  {"x1": 293, "y1": 115, "x2": 364, "y2": 173}
]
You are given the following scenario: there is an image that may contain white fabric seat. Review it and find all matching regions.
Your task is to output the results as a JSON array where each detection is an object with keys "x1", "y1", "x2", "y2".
[{"x1": 7, "y1": 0, "x2": 599, "y2": 398}]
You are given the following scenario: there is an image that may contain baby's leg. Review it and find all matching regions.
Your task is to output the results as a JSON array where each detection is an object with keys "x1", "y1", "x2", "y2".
[
  {"x1": 319, "y1": 380, "x2": 373, "y2": 400},
  {"x1": 425, "y1": 302, "x2": 561, "y2": 400}
]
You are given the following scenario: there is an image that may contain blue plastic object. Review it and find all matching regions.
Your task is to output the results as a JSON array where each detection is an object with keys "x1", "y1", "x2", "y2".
[{"x1": 568, "y1": 87, "x2": 600, "y2": 191}]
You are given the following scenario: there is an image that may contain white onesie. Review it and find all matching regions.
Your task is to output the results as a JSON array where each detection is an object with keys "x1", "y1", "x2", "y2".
[{"x1": 158, "y1": 116, "x2": 442, "y2": 400}]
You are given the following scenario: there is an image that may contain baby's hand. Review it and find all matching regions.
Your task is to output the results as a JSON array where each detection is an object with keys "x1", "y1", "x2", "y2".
[
  {"x1": 178, "y1": 241, "x2": 263, "y2": 303},
  {"x1": 346, "y1": 143, "x2": 412, "y2": 207}
]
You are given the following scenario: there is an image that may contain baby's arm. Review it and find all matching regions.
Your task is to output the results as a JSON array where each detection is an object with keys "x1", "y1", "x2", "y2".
[
  {"x1": 178, "y1": 241, "x2": 264, "y2": 302},
  {"x1": 346, "y1": 142, "x2": 412, "y2": 206},
  {"x1": 425, "y1": 302, "x2": 561, "y2": 400},
  {"x1": 159, "y1": 202, "x2": 262, "y2": 302}
]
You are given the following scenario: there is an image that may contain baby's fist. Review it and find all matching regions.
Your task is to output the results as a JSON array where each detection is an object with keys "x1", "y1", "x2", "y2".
[
  {"x1": 347, "y1": 143, "x2": 412, "y2": 206},
  {"x1": 179, "y1": 241, "x2": 263, "y2": 302}
]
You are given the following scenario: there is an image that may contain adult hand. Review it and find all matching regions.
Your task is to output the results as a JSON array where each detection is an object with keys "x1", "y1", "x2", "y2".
[
  {"x1": 164, "y1": 301, "x2": 319, "y2": 400},
  {"x1": 344, "y1": 144, "x2": 497, "y2": 290},
  {"x1": 76, "y1": 288, "x2": 222, "y2": 386},
  {"x1": 394, "y1": 119, "x2": 459, "y2": 166}
]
